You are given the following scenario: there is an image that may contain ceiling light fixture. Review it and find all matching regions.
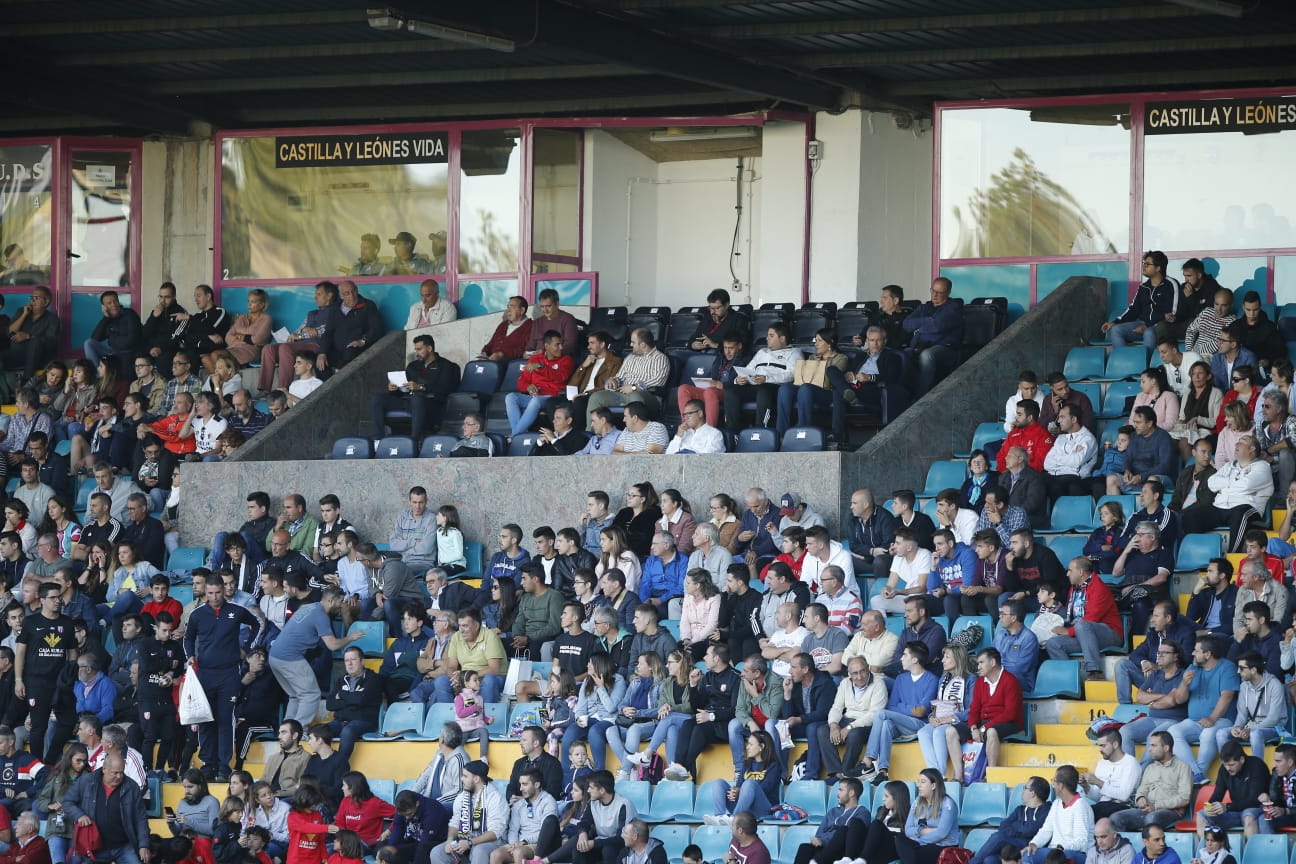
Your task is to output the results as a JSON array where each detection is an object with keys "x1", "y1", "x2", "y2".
[
  {"x1": 648, "y1": 127, "x2": 758, "y2": 143},
  {"x1": 1165, "y1": 0, "x2": 1244, "y2": 18},
  {"x1": 367, "y1": 7, "x2": 515, "y2": 52}
]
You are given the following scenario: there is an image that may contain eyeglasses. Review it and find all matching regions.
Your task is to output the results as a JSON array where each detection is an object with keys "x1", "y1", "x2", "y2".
[
  {"x1": 1233, "y1": 376, "x2": 1247, "y2": 382},
  {"x1": 682, "y1": 410, "x2": 701, "y2": 417}
]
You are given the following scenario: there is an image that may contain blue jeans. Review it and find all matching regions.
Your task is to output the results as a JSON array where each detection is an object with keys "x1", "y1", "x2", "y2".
[
  {"x1": 561, "y1": 720, "x2": 611, "y2": 771},
  {"x1": 99, "y1": 843, "x2": 145, "y2": 864},
  {"x1": 505, "y1": 392, "x2": 553, "y2": 437},
  {"x1": 866, "y1": 710, "x2": 926, "y2": 769},
  {"x1": 1205, "y1": 724, "x2": 1279, "y2": 763},
  {"x1": 48, "y1": 836, "x2": 68, "y2": 864},
  {"x1": 1109, "y1": 321, "x2": 1155, "y2": 348},
  {"x1": 1168, "y1": 717, "x2": 1213, "y2": 775},
  {"x1": 606, "y1": 719, "x2": 657, "y2": 767},
  {"x1": 726, "y1": 717, "x2": 780, "y2": 770},
  {"x1": 432, "y1": 673, "x2": 504, "y2": 705},
  {"x1": 1046, "y1": 620, "x2": 1119, "y2": 673},
  {"x1": 712, "y1": 778, "x2": 773, "y2": 818},
  {"x1": 1114, "y1": 658, "x2": 1147, "y2": 704},
  {"x1": 645, "y1": 713, "x2": 689, "y2": 763},
  {"x1": 774, "y1": 383, "x2": 831, "y2": 441},
  {"x1": 83, "y1": 338, "x2": 115, "y2": 366},
  {"x1": 918, "y1": 721, "x2": 956, "y2": 776},
  {"x1": 326, "y1": 719, "x2": 378, "y2": 764}
]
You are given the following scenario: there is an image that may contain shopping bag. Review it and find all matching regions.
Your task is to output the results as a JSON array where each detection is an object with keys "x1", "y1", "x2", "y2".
[
  {"x1": 961, "y1": 740, "x2": 987, "y2": 786},
  {"x1": 502, "y1": 656, "x2": 532, "y2": 698},
  {"x1": 179, "y1": 671, "x2": 215, "y2": 725}
]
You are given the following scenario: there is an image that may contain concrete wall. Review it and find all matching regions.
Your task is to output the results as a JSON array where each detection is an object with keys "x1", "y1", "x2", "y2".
[
  {"x1": 584, "y1": 131, "x2": 658, "y2": 309},
  {"x1": 182, "y1": 450, "x2": 846, "y2": 549},
  {"x1": 839, "y1": 276, "x2": 1108, "y2": 511},
  {"x1": 753, "y1": 121, "x2": 807, "y2": 306},
  {"x1": 140, "y1": 139, "x2": 213, "y2": 313}
]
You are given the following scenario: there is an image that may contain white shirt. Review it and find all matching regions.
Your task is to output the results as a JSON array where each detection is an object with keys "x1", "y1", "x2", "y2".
[
  {"x1": 769, "y1": 625, "x2": 810, "y2": 678},
  {"x1": 1003, "y1": 389, "x2": 1032, "y2": 434},
  {"x1": 800, "y1": 540, "x2": 858, "y2": 591},
  {"x1": 289, "y1": 376, "x2": 323, "y2": 399},
  {"x1": 582, "y1": 357, "x2": 605, "y2": 393},
  {"x1": 665, "y1": 423, "x2": 725, "y2": 454},
  {"x1": 1093, "y1": 753, "x2": 1142, "y2": 804},
  {"x1": 942, "y1": 508, "x2": 979, "y2": 546},
  {"x1": 1044, "y1": 427, "x2": 1099, "y2": 478},
  {"x1": 889, "y1": 549, "x2": 934, "y2": 591},
  {"x1": 1208, "y1": 459, "x2": 1274, "y2": 510},
  {"x1": 193, "y1": 415, "x2": 227, "y2": 453},
  {"x1": 405, "y1": 299, "x2": 458, "y2": 330},
  {"x1": 1164, "y1": 351, "x2": 1203, "y2": 399}
]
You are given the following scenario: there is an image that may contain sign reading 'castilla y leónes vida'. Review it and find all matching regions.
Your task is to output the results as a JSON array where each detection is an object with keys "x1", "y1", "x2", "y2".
[
  {"x1": 1145, "y1": 97, "x2": 1296, "y2": 135},
  {"x1": 276, "y1": 133, "x2": 449, "y2": 168}
]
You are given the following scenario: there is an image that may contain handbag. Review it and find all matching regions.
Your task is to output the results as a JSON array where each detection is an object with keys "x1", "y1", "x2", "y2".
[
  {"x1": 179, "y1": 671, "x2": 214, "y2": 726},
  {"x1": 73, "y1": 820, "x2": 102, "y2": 859},
  {"x1": 937, "y1": 848, "x2": 973, "y2": 864},
  {"x1": 502, "y1": 654, "x2": 532, "y2": 699}
]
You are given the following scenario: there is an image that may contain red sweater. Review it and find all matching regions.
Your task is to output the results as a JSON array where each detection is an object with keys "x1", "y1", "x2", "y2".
[
  {"x1": 287, "y1": 811, "x2": 329, "y2": 864},
  {"x1": 142, "y1": 597, "x2": 184, "y2": 624},
  {"x1": 968, "y1": 669, "x2": 1025, "y2": 730},
  {"x1": 515, "y1": 352, "x2": 575, "y2": 397},
  {"x1": 481, "y1": 318, "x2": 533, "y2": 360},
  {"x1": 1066, "y1": 577, "x2": 1123, "y2": 639},
  {"x1": 333, "y1": 796, "x2": 396, "y2": 845},
  {"x1": 998, "y1": 423, "x2": 1054, "y2": 472}
]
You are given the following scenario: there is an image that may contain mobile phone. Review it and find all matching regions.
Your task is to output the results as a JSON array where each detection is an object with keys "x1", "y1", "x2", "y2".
[{"x1": 165, "y1": 806, "x2": 176, "y2": 819}]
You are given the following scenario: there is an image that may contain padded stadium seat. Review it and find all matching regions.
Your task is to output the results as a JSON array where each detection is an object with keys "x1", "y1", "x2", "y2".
[
  {"x1": 1063, "y1": 347, "x2": 1107, "y2": 381},
  {"x1": 618, "y1": 780, "x2": 653, "y2": 818},
  {"x1": 1046, "y1": 534, "x2": 1087, "y2": 565},
  {"x1": 508, "y1": 434, "x2": 540, "y2": 456},
  {"x1": 665, "y1": 312, "x2": 706, "y2": 350},
  {"x1": 834, "y1": 307, "x2": 870, "y2": 349},
  {"x1": 459, "y1": 360, "x2": 502, "y2": 395},
  {"x1": 1098, "y1": 380, "x2": 1141, "y2": 418},
  {"x1": 771, "y1": 826, "x2": 819, "y2": 864},
  {"x1": 626, "y1": 314, "x2": 666, "y2": 346},
  {"x1": 362, "y1": 702, "x2": 425, "y2": 741},
  {"x1": 1103, "y1": 346, "x2": 1149, "y2": 380},
  {"x1": 1024, "y1": 659, "x2": 1082, "y2": 699},
  {"x1": 406, "y1": 703, "x2": 457, "y2": 741},
  {"x1": 956, "y1": 421, "x2": 1004, "y2": 458},
  {"x1": 1038, "y1": 496, "x2": 1094, "y2": 534},
  {"x1": 1094, "y1": 495, "x2": 1137, "y2": 524},
  {"x1": 781, "y1": 426, "x2": 824, "y2": 452},
  {"x1": 691, "y1": 826, "x2": 732, "y2": 863},
  {"x1": 330, "y1": 437, "x2": 372, "y2": 459},
  {"x1": 420, "y1": 435, "x2": 459, "y2": 457},
  {"x1": 736, "y1": 428, "x2": 777, "y2": 453},
  {"x1": 920, "y1": 461, "x2": 969, "y2": 497},
  {"x1": 649, "y1": 825, "x2": 691, "y2": 862},
  {"x1": 167, "y1": 547, "x2": 208, "y2": 571},
  {"x1": 643, "y1": 780, "x2": 694, "y2": 821},
  {"x1": 681, "y1": 353, "x2": 714, "y2": 383},
  {"x1": 792, "y1": 306, "x2": 833, "y2": 345},
  {"x1": 958, "y1": 782, "x2": 1007, "y2": 826},
  {"x1": 783, "y1": 780, "x2": 827, "y2": 819},
  {"x1": 442, "y1": 392, "x2": 483, "y2": 426},
  {"x1": 500, "y1": 359, "x2": 527, "y2": 393},
  {"x1": 375, "y1": 436, "x2": 415, "y2": 459},
  {"x1": 1175, "y1": 533, "x2": 1222, "y2": 572}
]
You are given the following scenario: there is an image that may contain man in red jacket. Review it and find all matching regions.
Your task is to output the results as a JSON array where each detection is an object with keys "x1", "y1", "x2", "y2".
[
  {"x1": 953, "y1": 647, "x2": 1024, "y2": 782},
  {"x1": 504, "y1": 332, "x2": 575, "y2": 438},
  {"x1": 1046, "y1": 556, "x2": 1123, "y2": 680},
  {"x1": 998, "y1": 399, "x2": 1054, "y2": 473},
  {"x1": 479, "y1": 296, "x2": 533, "y2": 361}
]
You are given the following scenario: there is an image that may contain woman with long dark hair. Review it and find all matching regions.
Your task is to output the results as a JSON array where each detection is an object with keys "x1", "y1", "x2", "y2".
[
  {"x1": 614, "y1": 482, "x2": 661, "y2": 558},
  {"x1": 35, "y1": 741, "x2": 88, "y2": 864},
  {"x1": 861, "y1": 780, "x2": 911, "y2": 864},
  {"x1": 895, "y1": 769, "x2": 960, "y2": 864},
  {"x1": 707, "y1": 729, "x2": 782, "y2": 822},
  {"x1": 333, "y1": 771, "x2": 396, "y2": 851}
]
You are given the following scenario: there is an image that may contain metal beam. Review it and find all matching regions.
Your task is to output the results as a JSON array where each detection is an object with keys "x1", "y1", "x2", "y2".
[
  {"x1": 791, "y1": 32, "x2": 1296, "y2": 68},
  {"x1": 885, "y1": 64, "x2": 1296, "y2": 97},
  {"x1": 150, "y1": 63, "x2": 643, "y2": 95},
  {"x1": 0, "y1": 114, "x2": 127, "y2": 133},
  {"x1": 0, "y1": 9, "x2": 363, "y2": 38},
  {"x1": 688, "y1": 5, "x2": 1205, "y2": 39},
  {"x1": 236, "y1": 90, "x2": 761, "y2": 123},
  {"x1": 54, "y1": 38, "x2": 465, "y2": 66}
]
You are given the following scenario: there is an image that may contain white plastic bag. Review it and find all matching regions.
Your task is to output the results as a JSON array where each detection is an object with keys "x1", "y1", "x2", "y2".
[{"x1": 179, "y1": 672, "x2": 214, "y2": 725}]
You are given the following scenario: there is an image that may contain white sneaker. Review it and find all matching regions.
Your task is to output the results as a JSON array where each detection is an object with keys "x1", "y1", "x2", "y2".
[
  {"x1": 664, "y1": 762, "x2": 691, "y2": 781},
  {"x1": 626, "y1": 751, "x2": 649, "y2": 766},
  {"x1": 615, "y1": 766, "x2": 632, "y2": 781},
  {"x1": 702, "y1": 815, "x2": 719, "y2": 826},
  {"x1": 715, "y1": 814, "x2": 733, "y2": 826}
]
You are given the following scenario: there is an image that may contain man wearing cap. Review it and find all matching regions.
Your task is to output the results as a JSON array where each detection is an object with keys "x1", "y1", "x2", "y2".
[
  {"x1": 348, "y1": 233, "x2": 386, "y2": 276},
  {"x1": 429, "y1": 760, "x2": 508, "y2": 864},
  {"x1": 427, "y1": 231, "x2": 449, "y2": 273},
  {"x1": 389, "y1": 231, "x2": 434, "y2": 276},
  {"x1": 776, "y1": 494, "x2": 826, "y2": 532},
  {"x1": 406, "y1": 279, "x2": 458, "y2": 329}
]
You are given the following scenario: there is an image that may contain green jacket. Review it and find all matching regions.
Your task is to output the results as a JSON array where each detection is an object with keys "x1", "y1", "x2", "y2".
[
  {"x1": 735, "y1": 669, "x2": 785, "y2": 726},
  {"x1": 514, "y1": 587, "x2": 564, "y2": 642}
]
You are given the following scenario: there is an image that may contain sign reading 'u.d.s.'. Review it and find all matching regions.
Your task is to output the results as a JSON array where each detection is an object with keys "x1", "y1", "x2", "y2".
[
  {"x1": 1145, "y1": 97, "x2": 1296, "y2": 135},
  {"x1": 275, "y1": 132, "x2": 449, "y2": 167}
]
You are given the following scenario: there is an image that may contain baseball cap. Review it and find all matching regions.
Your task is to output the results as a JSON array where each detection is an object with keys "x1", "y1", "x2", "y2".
[
  {"x1": 389, "y1": 231, "x2": 417, "y2": 246},
  {"x1": 778, "y1": 493, "x2": 801, "y2": 516}
]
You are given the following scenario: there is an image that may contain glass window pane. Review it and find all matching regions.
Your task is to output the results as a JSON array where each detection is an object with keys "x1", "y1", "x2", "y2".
[
  {"x1": 940, "y1": 105, "x2": 1131, "y2": 258},
  {"x1": 221, "y1": 137, "x2": 448, "y2": 280},
  {"x1": 460, "y1": 129, "x2": 520, "y2": 275},
  {"x1": 70, "y1": 151, "x2": 132, "y2": 287},
  {"x1": 532, "y1": 129, "x2": 580, "y2": 271},
  {"x1": 1144, "y1": 128, "x2": 1296, "y2": 252},
  {"x1": 0, "y1": 145, "x2": 53, "y2": 287}
]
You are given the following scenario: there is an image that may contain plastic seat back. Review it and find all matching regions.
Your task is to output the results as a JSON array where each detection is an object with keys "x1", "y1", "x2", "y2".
[
  {"x1": 420, "y1": 435, "x2": 459, "y2": 457},
  {"x1": 736, "y1": 427, "x2": 776, "y2": 453},
  {"x1": 781, "y1": 426, "x2": 824, "y2": 452},
  {"x1": 330, "y1": 437, "x2": 371, "y2": 459},
  {"x1": 460, "y1": 360, "x2": 503, "y2": 395},
  {"x1": 375, "y1": 436, "x2": 415, "y2": 459}
]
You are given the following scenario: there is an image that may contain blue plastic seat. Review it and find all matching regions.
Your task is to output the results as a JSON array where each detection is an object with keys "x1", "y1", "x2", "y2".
[
  {"x1": 1063, "y1": 347, "x2": 1107, "y2": 380},
  {"x1": 963, "y1": 829, "x2": 998, "y2": 857},
  {"x1": 459, "y1": 360, "x2": 502, "y2": 395},
  {"x1": 957, "y1": 421, "x2": 1004, "y2": 458},
  {"x1": 370, "y1": 779, "x2": 396, "y2": 804},
  {"x1": 331, "y1": 436, "x2": 372, "y2": 459},
  {"x1": 1025, "y1": 660, "x2": 1082, "y2": 699},
  {"x1": 495, "y1": 703, "x2": 542, "y2": 741},
  {"x1": 684, "y1": 780, "x2": 723, "y2": 823},
  {"x1": 508, "y1": 434, "x2": 541, "y2": 456},
  {"x1": 1163, "y1": 833, "x2": 1194, "y2": 863},
  {"x1": 643, "y1": 780, "x2": 694, "y2": 821},
  {"x1": 1070, "y1": 381, "x2": 1102, "y2": 411},
  {"x1": 74, "y1": 477, "x2": 96, "y2": 512},
  {"x1": 1094, "y1": 495, "x2": 1137, "y2": 524},
  {"x1": 650, "y1": 825, "x2": 691, "y2": 863},
  {"x1": 736, "y1": 428, "x2": 777, "y2": 453},
  {"x1": 167, "y1": 547, "x2": 208, "y2": 571},
  {"x1": 919, "y1": 460, "x2": 969, "y2": 497},
  {"x1": 781, "y1": 426, "x2": 825, "y2": 452},
  {"x1": 1175, "y1": 532, "x2": 1222, "y2": 572},
  {"x1": 1241, "y1": 834, "x2": 1285, "y2": 864},
  {"x1": 461, "y1": 541, "x2": 484, "y2": 578},
  {"x1": 771, "y1": 826, "x2": 819, "y2": 864},
  {"x1": 691, "y1": 826, "x2": 732, "y2": 862},
  {"x1": 375, "y1": 436, "x2": 416, "y2": 459},
  {"x1": 419, "y1": 435, "x2": 459, "y2": 457},
  {"x1": 1046, "y1": 534, "x2": 1087, "y2": 565},
  {"x1": 618, "y1": 780, "x2": 653, "y2": 820},
  {"x1": 345, "y1": 620, "x2": 386, "y2": 658},
  {"x1": 959, "y1": 782, "x2": 1007, "y2": 826},
  {"x1": 783, "y1": 780, "x2": 827, "y2": 819},
  {"x1": 1098, "y1": 380, "x2": 1142, "y2": 418},
  {"x1": 362, "y1": 702, "x2": 425, "y2": 741},
  {"x1": 1038, "y1": 495, "x2": 1095, "y2": 534},
  {"x1": 1104, "y1": 346, "x2": 1149, "y2": 380}
]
